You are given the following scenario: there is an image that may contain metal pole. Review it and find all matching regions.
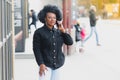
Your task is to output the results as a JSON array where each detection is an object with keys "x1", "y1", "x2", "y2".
[
  {"x1": 67, "y1": 0, "x2": 72, "y2": 55},
  {"x1": 11, "y1": 0, "x2": 15, "y2": 79},
  {"x1": 62, "y1": 0, "x2": 68, "y2": 55}
]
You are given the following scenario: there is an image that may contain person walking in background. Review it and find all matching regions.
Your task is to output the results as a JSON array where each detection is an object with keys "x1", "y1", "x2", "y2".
[
  {"x1": 74, "y1": 21, "x2": 85, "y2": 53},
  {"x1": 80, "y1": 23, "x2": 86, "y2": 47},
  {"x1": 28, "y1": 9, "x2": 37, "y2": 33},
  {"x1": 102, "y1": 5, "x2": 108, "y2": 19},
  {"x1": 33, "y1": 5, "x2": 73, "y2": 80},
  {"x1": 84, "y1": 5, "x2": 101, "y2": 46}
]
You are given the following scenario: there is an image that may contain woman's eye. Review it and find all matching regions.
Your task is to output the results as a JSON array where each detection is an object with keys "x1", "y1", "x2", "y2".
[{"x1": 48, "y1": 17, "x2": 56, "y2": 20}]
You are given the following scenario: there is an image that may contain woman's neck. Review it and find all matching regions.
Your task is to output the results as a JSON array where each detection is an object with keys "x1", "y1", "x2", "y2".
[{"x1": 46, "y1": 24, "x2": 54, "y2": 29}]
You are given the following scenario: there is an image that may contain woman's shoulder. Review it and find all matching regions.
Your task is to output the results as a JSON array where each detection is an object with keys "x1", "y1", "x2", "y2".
[{"x1": 34, "y1": 26, "x2": 44, "y2": 33}]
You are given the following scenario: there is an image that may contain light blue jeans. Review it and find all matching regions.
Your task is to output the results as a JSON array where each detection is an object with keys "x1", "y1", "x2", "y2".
[
  {"x1": 39, "y1": 67, "x2": 61, "y2": 80},
  {"x1": 84, "y1": 26, "x2": 99, "y2": 45}
]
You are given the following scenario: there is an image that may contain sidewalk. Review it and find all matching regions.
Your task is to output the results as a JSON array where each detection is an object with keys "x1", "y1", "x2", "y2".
[{"x1": 14, "y1": 19, "x2": 120, "y2": 80}]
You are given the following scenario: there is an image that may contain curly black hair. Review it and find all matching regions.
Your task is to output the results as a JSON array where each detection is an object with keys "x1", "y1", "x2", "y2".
[{"x1": 37, "y1": 4, "x2": 62, "y2": 23}]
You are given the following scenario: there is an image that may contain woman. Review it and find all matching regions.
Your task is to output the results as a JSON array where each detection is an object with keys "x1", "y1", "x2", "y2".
[
  {"x1": 84, "y1": 5, "x2": 101, "y2": 46},
  {"x1": 33, "y1": 5, "x2": 73, "y2": 80},
  {"x1": 74, "y1": 22, "x2": 85, "y2": 53}
]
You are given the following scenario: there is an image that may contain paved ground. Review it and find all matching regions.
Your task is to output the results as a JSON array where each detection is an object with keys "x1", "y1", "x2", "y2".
[{"x1": 14, "y1": 18, "x2": 120, "y2": 80}]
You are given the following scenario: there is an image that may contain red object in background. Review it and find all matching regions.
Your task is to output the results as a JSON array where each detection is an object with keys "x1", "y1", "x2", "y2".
[{"x1": 80, "y1": 28, "x2": 86, "y2": 40}]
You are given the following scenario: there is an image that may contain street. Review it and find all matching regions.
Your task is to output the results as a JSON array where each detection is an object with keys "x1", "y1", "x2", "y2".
[{"x1": 14, "y1": 18, "x2": 120, "y2": 80}]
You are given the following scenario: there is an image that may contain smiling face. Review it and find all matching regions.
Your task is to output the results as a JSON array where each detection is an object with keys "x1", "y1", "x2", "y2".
[{"x1": 45, "y1": 12, "x2": 57, "y2": 29}]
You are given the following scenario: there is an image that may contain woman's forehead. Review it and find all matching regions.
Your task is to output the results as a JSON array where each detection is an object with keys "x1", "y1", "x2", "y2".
[
  {"x1": 46, "y1": 12, "x2": 56, "y2": 16},
  {"x1": 46, "y1": 12, "x2": 56, "y2": 15}
]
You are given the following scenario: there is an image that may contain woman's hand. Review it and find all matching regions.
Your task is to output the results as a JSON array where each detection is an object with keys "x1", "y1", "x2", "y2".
[
  {"x1": 39, "y1": 64, "x2": 48, "y2": 76},
  {"x1": 57, "y1": 21, "x2": 65, "y2": 33}
]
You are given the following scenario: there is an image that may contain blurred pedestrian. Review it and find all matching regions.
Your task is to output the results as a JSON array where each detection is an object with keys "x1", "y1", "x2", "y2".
[
  {"x1": 33, "y1": 4, "x2": 73, "y2": 80},
  {"x1": 80, "y1": 23, "x2": 86, "y2": 47},
  {"x1": 74, "y1": 21, "x2": 85, "y2": 53},
  {"x1": 28, "y1": 9, "x2": 37, "y2": 33},
  {"x1": 84, "y1": 5, "x2": 101, "y2": 46},
  {"x1": 102, "y1": 5, "x2": 107, "y2": 19}
]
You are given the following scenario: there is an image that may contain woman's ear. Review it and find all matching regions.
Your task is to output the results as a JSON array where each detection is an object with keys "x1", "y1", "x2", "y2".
[
  {"x1": 45, "y1": 18, "x2": 48, "y2": 25},
  {"x1": 44, "y1": 18, "x2": 46, "y2": 21}
]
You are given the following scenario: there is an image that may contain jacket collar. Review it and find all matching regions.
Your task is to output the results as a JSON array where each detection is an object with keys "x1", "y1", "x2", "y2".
[{"x1": 44, "y1": 24, "x2": 56, "y2": 32}]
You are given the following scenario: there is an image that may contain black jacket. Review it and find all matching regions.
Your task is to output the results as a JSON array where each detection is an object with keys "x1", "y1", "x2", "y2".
[
  {"x1": 89, "y1": 10, "x2": 97, "y2": 27},
  {"x1": 33, "y1": 25, "x2": 73, "y2": 70},
  {"x1": 32, "y1": 12, "x2": 37, "y2": 24},
  {"x1": 74, "y1": 24, "x2": 81, "y2": 41}
]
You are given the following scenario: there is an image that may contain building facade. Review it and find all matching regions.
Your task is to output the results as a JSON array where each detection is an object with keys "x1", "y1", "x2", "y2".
[{"x1": 0, "y1": 0, "x2": 14, "y2": 80}]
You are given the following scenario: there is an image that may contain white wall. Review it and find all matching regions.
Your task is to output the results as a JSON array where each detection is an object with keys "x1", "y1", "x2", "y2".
[
  {"x1": 28, "y1": 0, "x2": 43, "y2": 13},
  {"x1": 28, "y1": 0, "x2": 62, "y2": 13}
]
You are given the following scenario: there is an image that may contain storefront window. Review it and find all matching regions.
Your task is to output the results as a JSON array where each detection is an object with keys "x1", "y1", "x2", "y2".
[
  {"x1": 0, "y1": 0, "x2": 13, "y2": 80},
  {"x1": 0, "y1": 0, "x2": 2, "y2": 80}
]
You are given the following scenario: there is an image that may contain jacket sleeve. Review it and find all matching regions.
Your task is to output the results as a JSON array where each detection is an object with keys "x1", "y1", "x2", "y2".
[
  {"x1": 62, "y1": 32, "x2": 73, "y2": 45},
  {"x1": 33, "y1": 30, "x2": 44, "y2": 66}
]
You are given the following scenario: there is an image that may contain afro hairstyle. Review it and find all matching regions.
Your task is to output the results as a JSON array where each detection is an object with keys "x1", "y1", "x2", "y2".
[{"x1": 37, "y1": 4, "x2": 62, "y2": 23}]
